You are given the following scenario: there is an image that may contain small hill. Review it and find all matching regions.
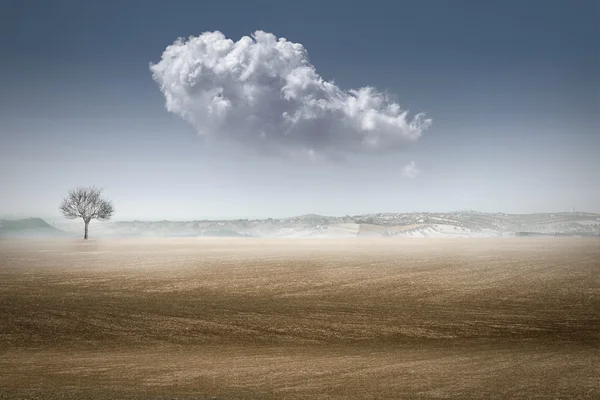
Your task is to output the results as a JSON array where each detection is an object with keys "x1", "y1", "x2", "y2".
[{"x1": 0, "y1": 218, "x2": 68, "y2": 238}]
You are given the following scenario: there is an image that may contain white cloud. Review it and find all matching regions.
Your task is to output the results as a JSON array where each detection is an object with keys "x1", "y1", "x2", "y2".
[
  {"x1": 402, "y1": 160, "x2": 420, "y2": 178},
  {"x1": 150, "y1": 30, "x2": 432, "y2": 159}
]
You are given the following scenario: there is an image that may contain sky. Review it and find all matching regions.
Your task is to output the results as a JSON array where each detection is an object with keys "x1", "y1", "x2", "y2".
[{"x1": 1, "y1": 0, "x2": 598, "y2": 221}]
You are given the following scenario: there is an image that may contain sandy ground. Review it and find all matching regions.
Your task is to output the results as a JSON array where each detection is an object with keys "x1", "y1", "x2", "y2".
[{"x1": 0, "y1": 238, "x2": 598, "y2": 399}]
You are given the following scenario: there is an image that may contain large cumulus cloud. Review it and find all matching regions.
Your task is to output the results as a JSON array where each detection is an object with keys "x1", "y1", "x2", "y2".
[{"x1": 150, "y1": 30, "x2": 432, "y2": 158}]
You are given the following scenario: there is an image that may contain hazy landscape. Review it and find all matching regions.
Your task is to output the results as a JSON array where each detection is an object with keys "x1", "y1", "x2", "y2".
[
  {"x1": 2, "y1": 1, "x2": 598, "y2": 398},
  {"x1": 2, "y1": 211, "x2": 600, "y2": 239},
  {"x1": 1, "y1": 237, "x2": 598, "y2": 399}
]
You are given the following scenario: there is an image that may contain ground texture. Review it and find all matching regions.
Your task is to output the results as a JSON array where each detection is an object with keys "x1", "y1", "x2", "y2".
[{"x1": 0, "y1": 238, "x2": 598, "y2": 399}]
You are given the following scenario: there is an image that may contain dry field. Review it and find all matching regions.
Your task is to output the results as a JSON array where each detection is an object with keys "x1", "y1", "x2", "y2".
[{"x1": 0, "y1": 238, "x2": 598, "y2": 399}]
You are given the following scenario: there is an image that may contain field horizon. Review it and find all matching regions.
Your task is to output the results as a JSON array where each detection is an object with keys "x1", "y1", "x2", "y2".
[
  {"x1": 5, "y1": 210, "x2": 600, "y2": 239},
  {"x1": 1, "y1": 237, "x2": 598, "y2": 399}
]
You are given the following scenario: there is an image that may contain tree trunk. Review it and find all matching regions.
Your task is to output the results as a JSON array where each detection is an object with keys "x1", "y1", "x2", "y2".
[{"x1": 84, "y1": 220, "x2": 89, "y2": 240}]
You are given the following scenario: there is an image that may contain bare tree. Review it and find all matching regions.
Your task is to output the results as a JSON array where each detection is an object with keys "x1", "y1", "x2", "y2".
[{"x1": 59, "y1": 187, "x2": 115, "y2": 239}]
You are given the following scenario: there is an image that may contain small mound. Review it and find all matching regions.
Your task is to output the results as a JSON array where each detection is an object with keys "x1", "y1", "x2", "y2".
[{"x1": 0, "y1": 218, "x2": 67, "y2": 238}]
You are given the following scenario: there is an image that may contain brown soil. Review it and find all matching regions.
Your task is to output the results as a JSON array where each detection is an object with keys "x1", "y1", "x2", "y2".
[{"x1": 0, "y1": 238, "x2": 598, "y2": 399}]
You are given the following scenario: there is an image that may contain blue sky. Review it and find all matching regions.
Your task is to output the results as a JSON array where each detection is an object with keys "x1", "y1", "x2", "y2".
[{"x1": 1, "y1": 0, "x2": 598, "y2": 220}]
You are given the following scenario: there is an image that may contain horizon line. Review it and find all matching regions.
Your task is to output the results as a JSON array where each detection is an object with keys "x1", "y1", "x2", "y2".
[{"x1": 3, "y1": 210, "x2": 599, "y2": 223}]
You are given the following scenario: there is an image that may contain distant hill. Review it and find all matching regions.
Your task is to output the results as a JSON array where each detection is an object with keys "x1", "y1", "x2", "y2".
[
  {"x1": 69, "y1": 211, "x2": 600, "y2": 238},
  {"x1": 11, "y1": 212, "x2": 600, "y2": 239},
  {"x1": 0, "y1": 218, "x2": 68, "y2": 238}
]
